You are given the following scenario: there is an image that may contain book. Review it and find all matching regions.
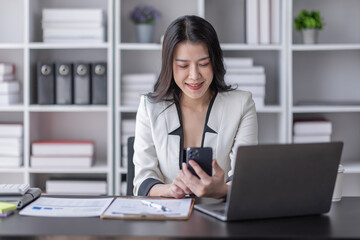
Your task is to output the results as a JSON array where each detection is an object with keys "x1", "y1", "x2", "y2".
[
  {"x1": 31, "y1": 155, "x2": 93, "y2": 168},
  {"x1": 226, "y1": 66, "x2": 265, "y2": 74},
  {"x1": 42, "y1": 21, "x2": 104, "y2": 29},
  {"x1": 91, "y1": 62, "x2": 107, "y2": 104},
  {"x1": 43, "y1": 27, "x2": 105, "y2": 39},
  {"x1": 122, "y1": 73, "x2": 157, "y2": 84},
  {"x1": 0, "y1": 156, "x2": 22, "y2": 167},
  {"x1": 0, "y1": 93, "x2": 20, "y2": 105},
  {"x1": 37, "y1": 62, "x2": 55, "y2": 104},
  {"x1": 0, "y1": 145, "x2": 22, "y2": 157},
  {"x1": 252, "y1": 96, "x2": 265, "y2": 109},
  {"x1": 31, "y1": 140, "x2": 94, "y2": 156},
  {"x1": 46, "y1": 179, "x2": 107, "y2": 195},
  {"x1": 270, "y1": 0, "x2": 281, "y2": 44},
  {"x1": 236, "y1": 85, "x2": 265, "y2": 97},
  {"x1": 101, "y1": 197, "x2": 194, "y2": 220},
  {"x1": 0, "y1": 63, "x2": 15, "y2": 75},
  {"x1": 42, "y1": 9, "x2": 104, "y2": 23},
  {"x1": 0, "y1": 124, "x2": 23, "y2": 137},
  {"x1": 293, "y1": 120, "x2": 332, "y2": 136},
  {"x1": 121, "y1": 119, "x2": 136, "y2": 134},
  {"x1": 293, "y1": 135, "x2": 331, "y2": 143},
  {"x1": 0, "y1": 137, "x2": 22, "y2": 146},
  {"x1": 223, "y1": 57, "x2": 253, "y2": 68},
  {"x1": 0, "y1": 81, "x2": 20, "y2": 94},
  {"x1": 245, "y1": 0, "x2": 259, "y2": 44},
  {"x1": 225, "y1": 73, "x2": 266, "y2": 85},
  {"x1": 0, "y1": 75, "x2": 14, "y2": 82},
  {"x1": 74, "y1": 63, "x2": 91, "y2": 104},
  {"x1": 43, "y1": 37, "x2": 104, "y2": 43},
  {"x1": 259, "y1": 0, "x2": 270, "y2": 44}
]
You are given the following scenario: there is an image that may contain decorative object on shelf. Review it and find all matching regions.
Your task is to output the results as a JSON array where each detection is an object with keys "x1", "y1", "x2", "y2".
[
  {"x1": 129, "y1": 5, "x2": 161, "y2": 43},
  {"x1": 294, "y1": 10, "x2": 324, "y2": 44}
]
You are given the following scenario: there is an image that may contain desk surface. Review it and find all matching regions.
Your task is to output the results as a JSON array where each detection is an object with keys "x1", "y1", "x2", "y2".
[{"x1": 1, "y1": 197, "x2": 360, "y2": 239}]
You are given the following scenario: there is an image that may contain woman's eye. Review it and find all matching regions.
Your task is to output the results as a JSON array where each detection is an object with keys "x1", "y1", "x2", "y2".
[
  {"x1": 199, "y1": 62, "x2": 210, "y2": 67},
  {"x1": 178, "y1": 65, "x2": 188, "y2": 69}
]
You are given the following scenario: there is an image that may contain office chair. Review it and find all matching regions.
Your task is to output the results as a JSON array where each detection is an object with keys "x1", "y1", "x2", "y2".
[{"x1": 126, "y1": 136, "x2": 135, "y2": 196}]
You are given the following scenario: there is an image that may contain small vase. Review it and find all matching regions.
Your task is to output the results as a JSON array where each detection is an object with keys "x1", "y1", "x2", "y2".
[
  {"x1": 135, "y1": 24, "x2": 155, "y2": 43},
  {"x1": 301, "y1": 29, "x2": 319, "y2": 44}
]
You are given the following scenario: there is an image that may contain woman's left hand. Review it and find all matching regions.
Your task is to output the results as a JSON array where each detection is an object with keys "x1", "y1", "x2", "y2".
[{"x1": 180, "y1": 159, "x2": 228, "y2": 199}]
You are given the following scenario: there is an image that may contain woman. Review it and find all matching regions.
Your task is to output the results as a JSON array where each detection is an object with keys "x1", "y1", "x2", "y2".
[{"x1": 133, "y1": 15, "x2": 258, "y2": 198}]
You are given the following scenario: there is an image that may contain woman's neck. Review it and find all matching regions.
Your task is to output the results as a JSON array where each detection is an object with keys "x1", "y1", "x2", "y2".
[{"x1": 180, "y1": 90, "x2": 213, "y2": 112}]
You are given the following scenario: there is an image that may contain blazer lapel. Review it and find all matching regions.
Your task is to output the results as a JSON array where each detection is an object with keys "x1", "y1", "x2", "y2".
[
  {"x1": 164, "y1": 102, "x2": 182, "y2": 172},
  {"x1": 203, "y1": 93, "x2": 223, "y2": 159}
]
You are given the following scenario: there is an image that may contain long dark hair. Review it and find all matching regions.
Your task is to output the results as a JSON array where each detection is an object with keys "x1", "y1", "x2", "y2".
[{"x1": 148, "y1": 15, "x2": 232, "y2": 102}]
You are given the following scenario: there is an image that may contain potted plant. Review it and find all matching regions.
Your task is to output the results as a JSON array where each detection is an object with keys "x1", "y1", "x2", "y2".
[
  {"x1": 129, "y1": 5, "x2": 161, "y2": 43},
  {"x1": 294, "y1": 10, "x2": 324, "y2": 44}
]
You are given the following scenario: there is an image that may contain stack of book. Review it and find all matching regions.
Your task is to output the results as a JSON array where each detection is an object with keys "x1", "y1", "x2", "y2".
[
  {"x1": 224, "y1": 57, "x2": 266, "y2": 109},
  {"x1": 293, "y1": 119, "x2": 332, "y2": 143},
  {"x1": 46, "y1": 178, "x2": 107, "y2": 195},
  {"x1": 0, "y1": 62, "x2": 21, "y2": 105},
  {"x1": 0, "y1": 123, "x2": 23, "y2": 167},
  {"x1": 30, "y1": 140, "x2": 95, "y2": 168},
  {"x1": 42, "y1": 8, "x2": 105, "y2": 43},
  {"x1": 121, "y1": 119, "x2": 136, "y2": 168},
  {"x1": 121, "y1": 73, "x2": 156, "y2": 106},
  {"x1": 246, "y1": 0, "x2": 281, "y2": 44}
]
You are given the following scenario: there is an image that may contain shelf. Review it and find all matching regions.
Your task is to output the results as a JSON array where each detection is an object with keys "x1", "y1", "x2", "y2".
[
  {"x1": 0, "y1": 105, "x2": 25, "y2": 112},
  {"x1": 28, "y1": 163, "x2": 108, "y2": 174},
  {"x1": 343, "y1": 163, "x2": 360, "y2": 174},
  {"x1": 221, "y1": 43, "x2": 283, "y2": 51},
  {"x1": 292, "y1": 105, "x2": 360, "y2": 113},
  {"x1": 118, "y1": 167, "x2": 127, "y2": 174},
  {"x1": 118, "y1": 105, "x2": 284, "y2": 114},
  {"x1": 29, "y1": 105, "x2": 109, "y2": 112},
  {"x1": 29, "y1": 42, "x2": 110, "y2": 49},
  {"x1": 0, "y1": 43, "x2": 24, "y2": 49},
  {"x1": 292, "y1": 44, "x2": 360, "y2": 51},
  {"x1": 0, "y1": 167, "x2": 25, "y2": 173},
  {"x1": 118, "y1": 43, "x2": 162, "y2": 50}
]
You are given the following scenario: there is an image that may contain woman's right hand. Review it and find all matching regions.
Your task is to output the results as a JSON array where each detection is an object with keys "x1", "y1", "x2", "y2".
[{"x1": 169, "y1": 173, "x2": 193, "y2": 198}]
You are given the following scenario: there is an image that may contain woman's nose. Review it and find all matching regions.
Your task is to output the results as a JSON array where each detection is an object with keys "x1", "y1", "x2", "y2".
[{"x1": 189, "y1": 65, "x2": 200, "y2": 80}]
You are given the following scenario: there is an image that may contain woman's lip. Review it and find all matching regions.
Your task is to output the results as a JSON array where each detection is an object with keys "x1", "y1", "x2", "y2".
[{"x1": 186, "y1": 82, "x2": 204, "y2": 90}]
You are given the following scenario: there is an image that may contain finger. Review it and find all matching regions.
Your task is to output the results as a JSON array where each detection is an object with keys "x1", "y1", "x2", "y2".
[
  {"x1": 170, "y1": 184, "x2": 186, "y2": 199},
  {"x1": 173, "y1": 174, "x2": 192, "y2": 195},
  {"x1": 212, "y1": 159, "x2": 225, "y2": 177},
  {"x1": 189, "y1": 160, "x2": 211, "y2": 180}
]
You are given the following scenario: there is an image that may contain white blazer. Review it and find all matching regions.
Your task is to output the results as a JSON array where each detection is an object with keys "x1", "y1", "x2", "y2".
[{"x1": 133, "y1": 90, "x2": 258, "y2": 195}]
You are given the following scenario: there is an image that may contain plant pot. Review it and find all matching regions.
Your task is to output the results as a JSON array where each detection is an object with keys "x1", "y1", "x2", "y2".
[
  {"x1": 135, "y1": 24, "x2": 155, "y2": 43},
  {"x1": 301, "y1": 29, "x2": 319, "y2": 44}
]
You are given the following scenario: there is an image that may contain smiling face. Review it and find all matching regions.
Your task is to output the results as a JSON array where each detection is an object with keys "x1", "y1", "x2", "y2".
[{"x1": 172, "y1": 41, "x2": 213, "y2": 103}]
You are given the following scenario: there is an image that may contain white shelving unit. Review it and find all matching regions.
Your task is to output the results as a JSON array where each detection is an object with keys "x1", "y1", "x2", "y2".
[
  {"x1": 0, "y1": 0, "x2": 114, "y2": 194},
  {"x1": 288, "y1": 0, "x2": 360, "y2": 196},
  {"x1": 114, "y1": 0, "x2": 287, "y2": 195}
]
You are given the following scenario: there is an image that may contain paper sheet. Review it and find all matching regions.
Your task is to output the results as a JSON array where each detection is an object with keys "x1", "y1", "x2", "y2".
[
  {"x1": 102, "y1": 198, "x2": 193, "y2": 218},
  {"x1": 19, "y1": 197, "x2": 114, "y2": 217}
]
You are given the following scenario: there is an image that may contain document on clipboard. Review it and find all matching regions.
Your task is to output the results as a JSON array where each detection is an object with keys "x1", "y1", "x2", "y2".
[{"x1": 101, "y1": 197, "x2": 194, "y2": 220}]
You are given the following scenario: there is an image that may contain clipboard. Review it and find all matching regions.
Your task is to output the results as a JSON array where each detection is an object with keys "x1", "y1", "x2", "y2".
[{"x1": 100, "y1": 197, "x2": 194, "y2": 220}]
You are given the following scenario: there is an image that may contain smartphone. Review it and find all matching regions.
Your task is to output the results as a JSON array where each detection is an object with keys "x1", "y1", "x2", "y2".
[{"x1": 186, "y1": 147, "x2": 213, "y2": 178}]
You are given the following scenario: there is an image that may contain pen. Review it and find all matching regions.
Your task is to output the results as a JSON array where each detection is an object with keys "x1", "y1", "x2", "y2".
[{"x1": 141, "y1": 200, "x2": 170, "y2": 212}]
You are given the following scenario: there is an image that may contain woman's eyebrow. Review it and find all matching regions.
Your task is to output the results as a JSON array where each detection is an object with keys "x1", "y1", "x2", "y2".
[{"x1": 175, "y1": 56, "x2": 210, "y2": 62}]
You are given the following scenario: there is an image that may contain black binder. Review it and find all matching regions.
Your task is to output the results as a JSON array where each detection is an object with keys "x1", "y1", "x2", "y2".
[
  {"x1": 74, "y1": 63, "x2": 91, "y2": 104},
  {"x1": 37, "y1": 62, "x2": 55, "y2": 104},
  {"x1": 55, "y1": 63, "x2": 73, "y2": 104},
  {"x1": 91, "y1": 62, "x2": 107, "y2": 104}
]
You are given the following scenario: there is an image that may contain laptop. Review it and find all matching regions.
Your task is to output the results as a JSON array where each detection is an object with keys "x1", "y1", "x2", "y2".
[{"x1": 195, "y1": 142, "x2": 343, "y2": 221}]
